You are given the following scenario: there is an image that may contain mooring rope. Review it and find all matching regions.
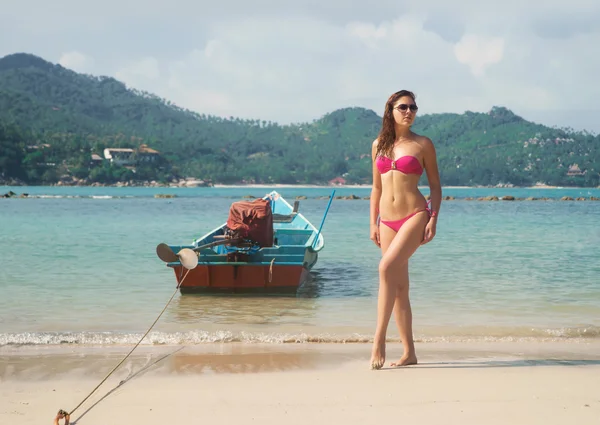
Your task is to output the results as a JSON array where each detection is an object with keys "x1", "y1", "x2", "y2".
[
  {"x1": 59, "y1": 268, "x2": 191, "y2": 420},
  {"x1": 269, "y1": 258, "x2": 275, "y2": 283}
]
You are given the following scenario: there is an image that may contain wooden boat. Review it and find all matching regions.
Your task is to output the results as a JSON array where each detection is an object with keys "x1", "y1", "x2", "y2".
[{"x1": 156, "y1": 190, "x2": 334, "y2": 294}]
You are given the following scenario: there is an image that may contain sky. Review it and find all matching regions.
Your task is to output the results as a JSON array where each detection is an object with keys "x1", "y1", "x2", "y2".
[{"x1": 1, "y1": 0, "x2": 599, "y2": 132}]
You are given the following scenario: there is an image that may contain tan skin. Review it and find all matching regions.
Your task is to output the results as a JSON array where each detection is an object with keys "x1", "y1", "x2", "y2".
[
  {"x1": 53, "y1": 410, "x2": 70, "y2": 425},
  {"x1": 369, "y1": 95, "x2": 442, "y2": 369}
]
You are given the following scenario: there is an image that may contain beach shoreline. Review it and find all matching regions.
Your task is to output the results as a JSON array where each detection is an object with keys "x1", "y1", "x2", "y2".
[
  {"x1": 2, "y1": 341, "x2": 599, "y2": 424},
  {"x1": 4, "y1": 340, "x2": 600, "y2": 375},
  {"x1": 2, "y1": 181, "x2": 599, "y2": 190}
]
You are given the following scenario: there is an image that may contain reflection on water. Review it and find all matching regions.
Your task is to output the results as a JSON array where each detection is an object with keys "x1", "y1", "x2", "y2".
[
  {"x1": 0, "y1": 346, "x2": 356, "y2": 380},
  {"x1": 167, "y1": 293, "x2": 319, "y2": 326},
  {"x1": 296, "y1": 271, "x2": 323, "y2": 298},
  {"x1": 166, "y1": 259, "x2": 374, "y2": 326},
  {"x1": 169, "y1": 349, "x2": 336, "y2": 374},
  {"x1": 307, "y1": 265, "x2": 374, "y2": 298}
]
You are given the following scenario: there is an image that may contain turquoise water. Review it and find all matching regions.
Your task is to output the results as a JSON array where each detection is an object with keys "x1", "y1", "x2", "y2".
[{"x1": 1, "y1": 186, "x2": 599, "y2": 346}]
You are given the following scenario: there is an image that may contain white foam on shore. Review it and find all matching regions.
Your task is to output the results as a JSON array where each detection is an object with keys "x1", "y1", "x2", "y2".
[{"x1": 2, "y1": 326, "x2": 599, "y2": 347}]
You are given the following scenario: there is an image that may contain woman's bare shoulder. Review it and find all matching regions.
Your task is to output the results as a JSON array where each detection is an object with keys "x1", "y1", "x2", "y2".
[
  {"x1": 413, "y1": 133, "x2": 434, "y2": 150},
  {"x1": 371, "y1": 138, "x2": 380, "y2": 154}
]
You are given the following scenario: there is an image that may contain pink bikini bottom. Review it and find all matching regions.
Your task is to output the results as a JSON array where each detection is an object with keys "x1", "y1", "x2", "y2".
[{"x1": 379, "y1": 201, "x2": 432, "y2": 233}]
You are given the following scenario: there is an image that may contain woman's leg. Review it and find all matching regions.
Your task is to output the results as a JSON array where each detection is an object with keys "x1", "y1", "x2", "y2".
[
  {"x1": 369, "y1": 222, "x2": 396, "y2": 369},
  {"x1": 390, "y1": 263, "x2": 416, "y2": 366},
  {"x1": 370, "y1": 211, "x2": 429, "y2": 369}
]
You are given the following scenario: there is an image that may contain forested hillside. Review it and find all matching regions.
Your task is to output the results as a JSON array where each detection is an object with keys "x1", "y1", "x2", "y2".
[{"x1": 0, "y1": 53, "x2": 597, "y2": 187}]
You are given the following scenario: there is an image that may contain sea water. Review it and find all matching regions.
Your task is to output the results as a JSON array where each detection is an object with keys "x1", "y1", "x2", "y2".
[{"x1": 1, "y1": 186, "x2": 599, "y2": 346}]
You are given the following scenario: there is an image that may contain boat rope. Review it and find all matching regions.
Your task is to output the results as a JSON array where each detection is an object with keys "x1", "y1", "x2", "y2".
[
  {"x1": 58, "y1": 268, "x2": 191, "y2": 421},
  {"x1": 269, "y1": 258, "x2": 275, "y2": 283}
]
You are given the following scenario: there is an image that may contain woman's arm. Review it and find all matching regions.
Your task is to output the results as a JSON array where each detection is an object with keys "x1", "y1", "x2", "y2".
[
  {"x1": 370, "y1": 140, "x2": 382, "y2": 246},
  {"x1": 422, "y1": 137, "x2": 442, "y2": 219},
  {"x1": 420, "y1": 137, "x2": 441, "y2": 245}
]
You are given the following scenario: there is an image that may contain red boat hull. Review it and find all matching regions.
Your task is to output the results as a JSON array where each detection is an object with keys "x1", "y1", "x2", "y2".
[{"x1": 171, "y1": 264, "x2": 310, "y2": 294}]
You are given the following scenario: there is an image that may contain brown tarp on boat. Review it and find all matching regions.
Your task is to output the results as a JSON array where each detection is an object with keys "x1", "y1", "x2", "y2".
[{"x1": 226, "y1": 198, "x2": 273, "y2": 247}]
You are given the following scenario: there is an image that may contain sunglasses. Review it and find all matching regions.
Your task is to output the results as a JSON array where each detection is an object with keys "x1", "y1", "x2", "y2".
[{"x1": 394, "y1": 104, "x2": 418, "y2": 112}]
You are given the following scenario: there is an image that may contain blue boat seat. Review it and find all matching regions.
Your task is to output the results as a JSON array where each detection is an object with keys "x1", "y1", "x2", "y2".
[
  {"x1": 272, "y1": 200, "x2": 300, "y2": 223},
  {"x1": 274, "y1": 228, "x2": 314, "y2": 246},
  {"x1": 272, "y1": 212, "x2": 297, "y2": 223}
]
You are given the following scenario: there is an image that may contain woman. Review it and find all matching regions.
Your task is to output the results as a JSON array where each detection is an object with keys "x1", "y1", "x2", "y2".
[{"x1": 369, "y1": 90, "x2": 442, "y2": 369}]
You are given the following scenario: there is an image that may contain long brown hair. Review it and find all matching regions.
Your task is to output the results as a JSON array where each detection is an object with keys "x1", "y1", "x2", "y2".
[{"x1": 375, "y1": 90, "x2": 417, "y2": 158}]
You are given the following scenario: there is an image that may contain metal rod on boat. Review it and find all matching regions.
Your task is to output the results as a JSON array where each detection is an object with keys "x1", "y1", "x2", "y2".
[
  {"x1": 192, "y1": 237, "x2": 243, "y2": 252},
  {"x1": 312, "y1": 189, "x2": 335, "y2": 248},
  {"x1": 156, "y1": 238, "x2": 243, "y2": 264}
]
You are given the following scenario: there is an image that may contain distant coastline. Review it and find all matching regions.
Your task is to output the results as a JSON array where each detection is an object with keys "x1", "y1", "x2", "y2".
[
  {"x1": 1, "y1": 181, "x2": 599, "y2": 190},
  {"x1": 1, "y1": 177, "x2": 599, "y2": 190},
  {"x1": 212, "y1": 184, "x2": 583, "y2": 190}
]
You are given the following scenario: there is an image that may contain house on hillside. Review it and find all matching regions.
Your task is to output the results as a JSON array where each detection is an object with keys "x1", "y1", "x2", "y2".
[
  {"x1": 25, "y1": 143, "x2": 51, "y2": 152},
  {"x1": 136, "y1": 144, "x2": 160, "y2": 163},
  {"x1": 104, "y1": 148, "x2": 135, "y2": 165},
  {"x1": 566, "y1": 164, "x2": 585, "y2": 176},
  {"x1": 103, "y1": 144, "x2": 161, "y2": 166},
  {"x1": 90, "y1": 153, "x2": 104, "y2": 167},
  {"x1": 329, "y1": 177, "x2": 347, "y2": 185}
]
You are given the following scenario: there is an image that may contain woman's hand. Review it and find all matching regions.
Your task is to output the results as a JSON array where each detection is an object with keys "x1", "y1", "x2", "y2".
[
  {"x1": 421, "y1": 219, "x2": 437, "y2": 245},
  {"x1": 370, "y1": 223, "x2": 380, "y2": 247}
]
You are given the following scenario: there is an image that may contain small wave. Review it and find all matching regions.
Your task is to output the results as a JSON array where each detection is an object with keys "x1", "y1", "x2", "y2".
[
  {"x1": 0, "y1": 331, "x2": 364, "y2": 346},
  {"x1": 22, "y1": 195, "x2": 128, "y2": 199},
  {"x1": 2, "y1": 326, "x2": 599, "y2": 347},
  {"x1": 34, "y1": 195, "x2": 82, "y2": 199}
]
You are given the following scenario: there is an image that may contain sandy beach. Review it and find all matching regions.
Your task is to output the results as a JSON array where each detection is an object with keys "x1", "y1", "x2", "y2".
[{"x1": 2, "y1": 342, "x2": 599, "y2": 424}]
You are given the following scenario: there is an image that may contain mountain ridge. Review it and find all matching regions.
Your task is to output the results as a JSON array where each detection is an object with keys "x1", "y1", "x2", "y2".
[{"x1": 0, "y1": 52, "x2": 598, "y2": 187}]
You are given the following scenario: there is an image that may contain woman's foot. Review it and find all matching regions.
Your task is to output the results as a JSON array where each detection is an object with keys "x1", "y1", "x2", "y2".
[
  {"x1": 390, "y1": 353, "x2": 418, "y2": 367},
  {"x1": 370, "y1": 339, "x2": 386, "y2": 370}
]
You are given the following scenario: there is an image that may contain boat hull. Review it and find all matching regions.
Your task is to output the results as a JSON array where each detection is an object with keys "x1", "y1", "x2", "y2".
[
  {"x1": 171, "y1": 263, "x2": 311, "y2": 294},
  {"x1": 160, "y1": 190, "x2": 329, "y2": 294}
]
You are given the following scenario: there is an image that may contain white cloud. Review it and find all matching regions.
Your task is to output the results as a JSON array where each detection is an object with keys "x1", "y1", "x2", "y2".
[
  {"x1": 1, "y1": 0, "x2": 599, "y2": 132},
  {"x1": 115, "y1": 57, "x2": 160, "y2": 90},
  {"x1": 155, "y1": 15, "x2": 470, "y2": 123},
  {"x1": 454, "y1": 35, "x2": 504, "y2": 77},
  {"x1": 347, "y1": 21, "x2": 388, "y2": 49},
  {"x1": 58, "y1": 51, "x2": 94, "y2": 73}
]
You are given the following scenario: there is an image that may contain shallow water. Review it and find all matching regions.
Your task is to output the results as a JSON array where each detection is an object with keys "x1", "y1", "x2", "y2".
[{"x1": 1, "y1": 186, "x2": 599, "y2": 345}]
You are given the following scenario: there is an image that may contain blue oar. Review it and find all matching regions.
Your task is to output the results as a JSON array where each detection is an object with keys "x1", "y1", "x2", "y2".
[{"x1": 312, "y1": 189, "x2": 336, "y2": 248}]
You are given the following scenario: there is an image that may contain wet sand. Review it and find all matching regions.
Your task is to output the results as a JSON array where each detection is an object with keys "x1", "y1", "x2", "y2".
[{"x1": 2, "y1": 342, "x2": 600, "y2": 424}]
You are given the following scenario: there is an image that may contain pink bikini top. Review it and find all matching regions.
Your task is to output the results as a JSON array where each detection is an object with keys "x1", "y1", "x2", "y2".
[{"x1": 376, "y1": 155, "x2": 423, "y2": 175}]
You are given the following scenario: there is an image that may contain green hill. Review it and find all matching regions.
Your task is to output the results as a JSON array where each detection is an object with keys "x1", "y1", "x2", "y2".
[{"x1": 0, "y1": 53, "x2": 598, "y2": 187}]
